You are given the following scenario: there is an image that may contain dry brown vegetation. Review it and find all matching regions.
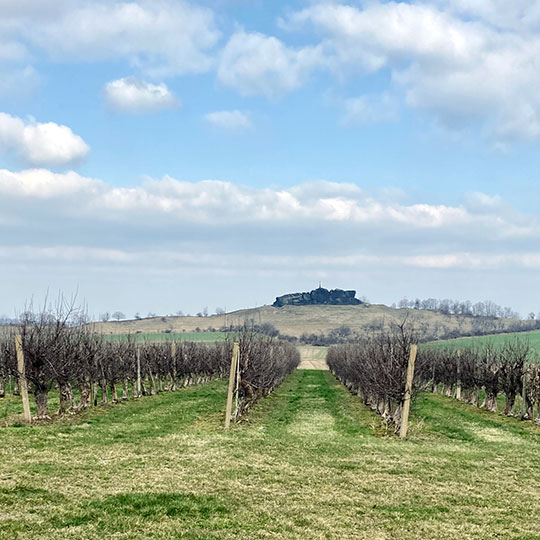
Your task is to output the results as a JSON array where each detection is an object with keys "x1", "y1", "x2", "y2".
[{"x1": 91, "y1": 304, "x2": 528, "y2": 341}]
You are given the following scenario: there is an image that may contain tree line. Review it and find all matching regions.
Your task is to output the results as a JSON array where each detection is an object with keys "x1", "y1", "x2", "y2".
[{"x1": 393, "y1": 297, "x2": 521, "y2": 319}]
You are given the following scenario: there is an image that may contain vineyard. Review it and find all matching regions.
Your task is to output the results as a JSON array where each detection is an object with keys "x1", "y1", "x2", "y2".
[
  {"x1": 419, "y1": 340, "x2": 540, "y2": 420},
  {"x1": 0, "y1": 304, "x2": 299, "y2": 424},
  {"x1": 1, "y1": 314, "x2": 540, "y2": 539},
  {"x1": 327, "y1": 324, "x2": 419, "y2": 434},
  {"x1": 329, "y1": 328, "x2": 540, "y2": 432}
]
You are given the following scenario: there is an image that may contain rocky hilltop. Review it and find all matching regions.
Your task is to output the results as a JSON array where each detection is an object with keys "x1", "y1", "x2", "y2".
[{"x1": 273, "y1": 287, "x2": 362, "y2": 307}]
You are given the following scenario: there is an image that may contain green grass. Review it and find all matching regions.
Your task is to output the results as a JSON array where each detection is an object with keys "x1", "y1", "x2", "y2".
[
  {"x1": 1, "y1": 371, "x2": 540, "y2": 539},
  {"x1": 424, "y1": 329, "x2": 540, "y2": 357},
  {"x1": 103, "y1": 331, "x2": 230, "y2": 343}
]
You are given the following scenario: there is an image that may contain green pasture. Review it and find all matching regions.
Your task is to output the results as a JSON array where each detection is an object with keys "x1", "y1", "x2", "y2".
[
  {"x1": 424, "y1": 329, "x2": 540, "y2": 356},
  {"x1": 1, "y1": 370, "x2": 540, "y2": 539}
]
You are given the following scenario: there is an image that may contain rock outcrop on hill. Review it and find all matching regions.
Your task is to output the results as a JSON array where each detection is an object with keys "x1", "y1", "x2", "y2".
[{"x1": 273, "y1": 287, "x2": 362, "y2": 307}]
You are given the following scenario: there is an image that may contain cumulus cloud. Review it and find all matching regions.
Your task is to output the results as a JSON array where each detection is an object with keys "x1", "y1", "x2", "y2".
[
  {"x1": 218, "y1": 31, "x2": 324, "y2": 98},
  {"x1": 205, "y1": 110, "x2": 251, "y2": 130},
  {"x1": 1, "y1": 0, "x2": 220, "y2": 78},
  {"x1": 285, "y1": 1, "x2": 540, "y2": 142},
  {"x1": 104, "y1": 77, "x2": 178, "y2": 113},
  {"x1": 0, "y1": 113, "x2": 89, "y2": 167}
]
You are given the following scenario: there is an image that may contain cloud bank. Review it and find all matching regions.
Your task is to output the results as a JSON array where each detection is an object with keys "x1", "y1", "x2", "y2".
[
  {"x1": 0, "y1": 168, "x2": 538, "y2": 255},
  {"x1": 1, "y1": 167, "x2": 539, "y2": 314}
]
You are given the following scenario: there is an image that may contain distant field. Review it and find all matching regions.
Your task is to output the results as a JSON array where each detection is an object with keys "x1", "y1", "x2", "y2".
[
  {"x1": 424, "y1": 329, "x2": 540, "y2": 357},
  {"x1": 103, "y1": 332, "x2": 229, "y2": 343},
  {"x1": 297, "y1": 346, "x2": 328, "y2": 369}
]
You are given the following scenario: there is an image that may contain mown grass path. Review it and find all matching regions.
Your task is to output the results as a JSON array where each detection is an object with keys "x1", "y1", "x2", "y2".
[{"x1": 1, "y1": 370, "x2": 540, "y2": 539}]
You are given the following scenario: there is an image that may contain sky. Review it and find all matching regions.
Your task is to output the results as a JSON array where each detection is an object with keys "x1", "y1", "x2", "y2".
[{"x1": 2, "y1": 0, "x2": 540, "y2": 319}]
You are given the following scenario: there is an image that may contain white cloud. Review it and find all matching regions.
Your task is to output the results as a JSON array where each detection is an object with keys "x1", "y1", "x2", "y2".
[
  {"x1": 1, "y1": 0, "x2": 220, "y2": 78},
  {"x1": 104, "y1": 77, "x2": 178, "y2": 113},
  {"x1": 0, "y1": 113, "x2": 89, "y2": 167},
  {"x1": 0, "y1": 168, "x2": 100, "y2": 199},
  {"x1": 0, "y1": 168, "x2": 537, "y2": 241},
  {"x1": 205, "y1": 110, "x2": 251, "y2": 130},
  {"x1": 218, "y1": 31, "x2": 324, "y2": 98},
  {"x1": 286, "y1": 1, "x2": 540, "y2": 142},
  {"x1": 343, "y1": 94, "x2": 398, "y2": 125}
]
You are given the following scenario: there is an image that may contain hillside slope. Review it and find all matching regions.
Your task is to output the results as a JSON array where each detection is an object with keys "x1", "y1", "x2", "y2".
[{"x1": 91, "y1": 304, "x2": 528, "y2": 341}]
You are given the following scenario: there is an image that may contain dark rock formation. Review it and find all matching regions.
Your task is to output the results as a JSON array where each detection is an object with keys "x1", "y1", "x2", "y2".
[{"x1": 273, "y1": 287, "x2": 362, "y2": 308}]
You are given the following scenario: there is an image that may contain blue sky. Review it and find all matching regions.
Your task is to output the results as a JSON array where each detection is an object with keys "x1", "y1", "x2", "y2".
[{"x1": 2, "y1": 0, "x2": 540, "y2": 319}]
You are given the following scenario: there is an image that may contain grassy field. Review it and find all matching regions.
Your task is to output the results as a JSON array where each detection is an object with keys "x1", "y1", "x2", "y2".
[
  {"x1": 1, "y1": 370, "x2": 540, "y2": 539},
  {"x1": 425, "y1": 329, "x2": 540, "y2": 356}
]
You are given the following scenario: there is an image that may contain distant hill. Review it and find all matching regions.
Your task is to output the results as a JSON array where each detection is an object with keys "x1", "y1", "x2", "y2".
[{"x1": 90, "y1": 303, "x2": 535, "y2": 342}]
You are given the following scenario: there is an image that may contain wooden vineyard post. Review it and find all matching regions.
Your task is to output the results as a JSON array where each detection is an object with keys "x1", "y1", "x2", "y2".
[
  {"x1": 400, "y1": 344, "x2": 418, "y2": 439},
  {"x1": 15, "y1": 335, "x2": 32, "y2": 423},
  {"x1": 455, "y1": 351, "x2": 462, "y2": 401},
  {"x1": 521, "y1": 368, "x2": 529, "y2": 419},
  {"x1": 171, "y1": 342, "x2": 176, "y2": 389},
  {"x1": 224, "y1": 342, "x2": 240, "y2": 429},
  {"x1": 136, "y1": 346, "x2": 142, "y2": 398}
]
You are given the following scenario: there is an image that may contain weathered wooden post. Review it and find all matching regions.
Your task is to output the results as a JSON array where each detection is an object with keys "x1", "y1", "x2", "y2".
[
  {"x1": 15, "y1": 335, "x2": 31, "y2": 423},
  {"x1": 170, "y1": 341, "x2": 177, "y2": 390},
  {"x1": 224, "y1": 342, "x2": 240, "y2": 429},
  {"x1": 136, "y1": 346, "x2": 142, "y2": 398},
  {"x1": 455, "y1": 351, "x2": 462, "y2": 401},
  {"x1": 521, "y1": 368, "x2": 529, "y2": 419},
  {"x1": 400, "y1": 344, "x2": 418, "y2": 439}
]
